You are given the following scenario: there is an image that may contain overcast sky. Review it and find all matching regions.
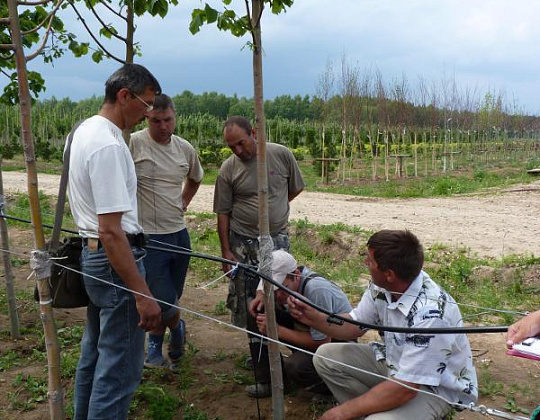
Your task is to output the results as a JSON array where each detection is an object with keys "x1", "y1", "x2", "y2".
[{"x1": 28, "y1": 0, "x2": 540, "y2": 114}]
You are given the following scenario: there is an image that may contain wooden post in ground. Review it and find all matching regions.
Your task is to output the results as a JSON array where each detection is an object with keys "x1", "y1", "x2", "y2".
[
  {"x1": 384, "y1": 131, "x2": 389, "y2": 181},
  {"x1": 414, "y1": 132, "x2": 418, "y2": 177},
  {"x1": 5, "y1": 1, "x2": 64, "y2": 418},
  {"x1": 0, "y1": 159, "x2": 20, "y2": 339},
  {"x1": 250, "y1": 1, "x2": 284, "y2": 418}
]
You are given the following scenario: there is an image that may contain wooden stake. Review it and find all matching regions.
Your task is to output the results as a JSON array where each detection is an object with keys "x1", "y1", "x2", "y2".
[{"x1": 0, "y1": 159, "x2": 20, "y2": 339}]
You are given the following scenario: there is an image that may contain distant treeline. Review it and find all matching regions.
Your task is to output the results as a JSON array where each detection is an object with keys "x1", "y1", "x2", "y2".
[
  {"x1": 1, "y1": 88, "x2": 540, "y2": 165},
  {"x1": 2, "y1": 89, "x2": 540, "y2": 139}
]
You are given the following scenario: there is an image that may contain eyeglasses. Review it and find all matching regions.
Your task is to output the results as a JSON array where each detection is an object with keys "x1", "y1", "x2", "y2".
[{"x1": 130, "y1": 91, "x2": 154, "y2": 112}]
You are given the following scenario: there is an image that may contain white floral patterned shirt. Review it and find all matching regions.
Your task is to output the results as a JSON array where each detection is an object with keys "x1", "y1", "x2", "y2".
[{"x1": 350, "y1": 270, "x2": 478, "y2": 405}]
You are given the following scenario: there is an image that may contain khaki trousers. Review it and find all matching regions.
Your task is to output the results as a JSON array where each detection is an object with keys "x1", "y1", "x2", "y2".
[{"x1": 314, "y1": 343, "x2": 451, "y2": 420}]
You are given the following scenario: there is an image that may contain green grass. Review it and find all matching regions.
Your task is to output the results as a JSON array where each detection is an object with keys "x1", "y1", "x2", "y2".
[
  {"x1": 4, "y1": 191, "x2": 77, "y2": 233},
  {"x1": 8, "y1": 373, "x2": 48, "y2": 411},
  {"x1": 0, "y1": 156, "x2": 63, "y2": 174},
  {"x1": 212, "y1": 300, "x2": 228, "y2": 316},
  {"x1": 310, "y1": 168, "x2": 540, "y2": 198},
  {"x1": 183, "y1": 404, "x2": 223, "y2": 420},
  {"x1": 199, "y1": 154, "x2": 540, "y2": 198}
]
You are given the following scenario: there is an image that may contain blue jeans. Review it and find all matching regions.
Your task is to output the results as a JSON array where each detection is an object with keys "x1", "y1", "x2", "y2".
[
  {"x1": 144, "y1": 229, "x2": 190, "y2": 321},
  {"x1": 74, "y1": 245, "x2": 147, "y2": 420}
]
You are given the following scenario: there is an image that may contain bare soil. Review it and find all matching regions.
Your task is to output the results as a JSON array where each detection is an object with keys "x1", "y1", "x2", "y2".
[{"x1": 1, "y1": 171, "x2": 539, "y2": 419}]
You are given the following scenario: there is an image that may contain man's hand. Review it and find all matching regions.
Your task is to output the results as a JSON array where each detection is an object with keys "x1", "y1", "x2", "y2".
[
  {"x1": 288, "y1": 295, "x2": 319, "y2": 326},
  {"x1": 319, "y1": 406, "x2": 350, "y2": 420},
  {"x1": 507, "y1": 310, "x2": 540, "y2": 348},
  {"x1": 256, "y1": 313, "x2": 268, "y2": 335},
  {"x1": 221, "y1": 249, "x2": 237, "y2": 277},
  {"x1": 136, "y1": 296, "x2": 162, "y2": 331},
  {"x1": 249, "y1": 291, "x2": 265, "y2": 317}
]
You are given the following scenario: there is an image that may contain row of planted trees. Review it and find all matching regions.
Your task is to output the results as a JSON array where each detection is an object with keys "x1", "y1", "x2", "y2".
[{"x1": 2, "y1": 100, "x2": 539, "y2": 180}]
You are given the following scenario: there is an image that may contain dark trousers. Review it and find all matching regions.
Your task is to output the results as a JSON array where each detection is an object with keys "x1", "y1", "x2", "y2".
[{"x1": 250, "y1": 307, "x2": 326, "y2": 390}]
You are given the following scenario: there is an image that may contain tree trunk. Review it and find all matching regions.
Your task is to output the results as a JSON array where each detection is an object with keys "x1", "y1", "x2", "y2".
[
  {"x1": 122, "y1": 4, "x2": 135, "y2": 144},
  {"x1": 125, "y1": 5, "x2": 134, "y2": 63},
  {"x1": 6, "y1": 1, "x2": 64, "y2": 418},
  {"x1": 251, "y1": 1, "x2": 284, "y2": 418}
]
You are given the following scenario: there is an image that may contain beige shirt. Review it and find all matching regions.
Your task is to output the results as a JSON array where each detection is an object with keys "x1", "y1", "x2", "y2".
[
  {"x1": 130, "y1": 129, "x2": 204, "y2": 234},
  {"x1": 213, "y1": 142, "x2": 305, "y2": 237}
]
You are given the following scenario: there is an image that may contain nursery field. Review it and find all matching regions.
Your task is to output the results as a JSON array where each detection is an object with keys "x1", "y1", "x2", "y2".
[{"x1": 1, "y1": 171, "x2": 539, "y2": 420}]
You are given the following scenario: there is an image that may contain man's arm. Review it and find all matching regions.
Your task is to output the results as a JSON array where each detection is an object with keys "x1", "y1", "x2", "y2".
[
  {"x1": 319, "y1": 379, "x2": 419, "y2": 420},
  {"x1": 285, "y1": 147, "x2": 305, "y2": 202},
  {"x1": 256, "y1": 313, "x2": 330, "y2": 351},
  {"x1": 98, "y1": 212, "x2": 161, "y2": 331},
  {"x1": 182, "y1": 178, "x2": 201, "y2": 211},
  {"x1": 288, "y1": 296, "x2": 365, "y2": 340},
  {"x1": 217, "y1": 212, "x2": 237, "y2": 275}
]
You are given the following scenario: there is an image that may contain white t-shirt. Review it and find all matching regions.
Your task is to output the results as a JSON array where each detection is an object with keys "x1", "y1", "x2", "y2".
[
  {"x1": 67, "y1": 115, "x2": 142, "y2": 238},
  {"x1": 350, "y1": 271, "x2": 478, "y2": 405}
]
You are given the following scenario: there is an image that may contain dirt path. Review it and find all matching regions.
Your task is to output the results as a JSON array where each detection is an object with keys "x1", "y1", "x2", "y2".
[{"x1": 3, "y1": 171, "x2": 540, "y2": 257}]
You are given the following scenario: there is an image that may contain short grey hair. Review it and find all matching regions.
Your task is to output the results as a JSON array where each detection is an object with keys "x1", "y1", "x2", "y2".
[{"x1": 104, "y1": 63, "x2": 161, "y2": 103}]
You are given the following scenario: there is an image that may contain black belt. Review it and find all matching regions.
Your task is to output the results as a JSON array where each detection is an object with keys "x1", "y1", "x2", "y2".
[{"x1": 82, "y1": 233, "x2": 147, "y2": 249}]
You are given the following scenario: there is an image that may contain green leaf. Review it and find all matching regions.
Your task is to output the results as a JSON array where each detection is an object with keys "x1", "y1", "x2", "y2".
[
  {"x1": 133, "y1": 0, "x2": 147, "y2": 16},
  {"x1": 91, "y1": 50, "x2": 104, "y2": 63},
  {"x1": 271, "y1": 0, "x2": 294, "y2": 14},
  {"x1": 189, "y1": 10, "x2": 204, "y2": 35},
  {"x1": 154, "y1": 0, "x2": 169, "y2": 18},
  {"x1": 204, "y1": 4, "x2": 218, "y2": 24},
  {"x1": 99, "y1": 27, "x2": 113, "y2": 39}
]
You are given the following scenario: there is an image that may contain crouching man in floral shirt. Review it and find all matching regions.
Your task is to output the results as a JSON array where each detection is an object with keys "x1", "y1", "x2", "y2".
[{"x1": 288, "y1": 230, "x2": 477, "y2": 420}]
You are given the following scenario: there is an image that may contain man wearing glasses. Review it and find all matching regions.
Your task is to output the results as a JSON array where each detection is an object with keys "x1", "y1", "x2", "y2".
[{"x1": 68, "y1": 63, "x2": 162, "y2": 419}]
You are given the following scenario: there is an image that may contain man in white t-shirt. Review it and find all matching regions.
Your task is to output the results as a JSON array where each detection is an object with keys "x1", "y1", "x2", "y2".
[
  {"x1": 68, "y1": 64, "x2": 162, "y2": 420},
  {"x1": 288, "y1": 230, "x2": 478, "y2": 420},
  {"x1": 130, "y1": 94, "x2": 203, "y2": 368}
]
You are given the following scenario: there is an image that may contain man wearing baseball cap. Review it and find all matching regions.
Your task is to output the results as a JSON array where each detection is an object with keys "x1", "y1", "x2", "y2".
[{"x1": 247, "y1": 250, "x2": 352, "y2": 398}]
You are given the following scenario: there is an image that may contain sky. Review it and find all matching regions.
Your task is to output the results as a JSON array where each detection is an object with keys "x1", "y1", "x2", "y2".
[{"x1": 26, "y1": 0, "x2": 540, "y2": 115}]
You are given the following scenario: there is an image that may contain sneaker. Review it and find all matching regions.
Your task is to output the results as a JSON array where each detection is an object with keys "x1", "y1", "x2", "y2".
[
  {"x1": 305, "y1": 381, "x2": 331, "y2": 396},
  {"x1": 245, "y1": 382, "x2": 272, "y2": 398},
  {"x1": 168, "y1": 319, "x2": 186, "y2": 362},
  {"x1": 144, "y1": 355, "x2": 173, "y2": 370}
]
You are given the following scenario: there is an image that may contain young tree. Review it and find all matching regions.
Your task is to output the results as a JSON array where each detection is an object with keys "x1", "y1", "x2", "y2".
[
  {"x1": 3, "y1": 1, "x2": 65, "y2": 416},
  {"x1": 315, "y1": 58, "x2": 334, "y2": 180},
  {"x1": 190, "y1": 2, "x2": 293, "y2": 417}
]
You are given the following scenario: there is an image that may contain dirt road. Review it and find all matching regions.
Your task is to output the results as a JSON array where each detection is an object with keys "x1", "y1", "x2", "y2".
[{"x1": 3, "y1": 170, "x2": 540, "y2": 257}]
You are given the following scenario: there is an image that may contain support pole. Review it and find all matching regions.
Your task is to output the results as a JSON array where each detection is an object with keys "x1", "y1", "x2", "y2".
[{"x1": 0, "y1": 160, "x2": 21, "y2": 339}]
